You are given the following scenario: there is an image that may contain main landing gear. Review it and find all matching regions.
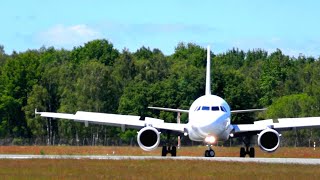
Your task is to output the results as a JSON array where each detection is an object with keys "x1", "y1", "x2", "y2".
[
  {"x1": 162, "y1": 145, "x2": 177, "y2": 156},
  {"x1": 240, "y1": 136, "x2": 255, "y2": 158},
  {"x1": 161, "y1": 132, "x2": 177, "y2": 157},
  {"x1": 204, "y1": 145, "x2": 215, "y2": 157},
  {"x1": 240, "y1": 146, "x2": 255, "y2": 158}
]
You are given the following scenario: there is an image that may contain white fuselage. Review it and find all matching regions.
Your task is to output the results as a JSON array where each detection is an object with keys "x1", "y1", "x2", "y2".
[{"x1": 187, "y1": 95, "x2": 233, "y2": 143}]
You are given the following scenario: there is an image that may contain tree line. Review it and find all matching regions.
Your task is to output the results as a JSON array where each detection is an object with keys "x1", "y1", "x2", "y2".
[{"x1": 0, "y1": 40, "x2": 320, "y2": 146}]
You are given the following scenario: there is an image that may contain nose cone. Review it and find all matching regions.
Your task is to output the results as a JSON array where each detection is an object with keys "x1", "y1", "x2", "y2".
[
  {"x1": 187, "y1": 111, "x2": 231, "y2": 142},
  {"x1": 190, "y1": 112, "x2": 228, "y2": 137},
  {"x1": 199, "y1": 112, "x2": 227, "y2": 128}
]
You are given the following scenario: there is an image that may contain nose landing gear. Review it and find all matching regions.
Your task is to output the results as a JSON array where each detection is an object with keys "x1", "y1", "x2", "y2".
[{"x1": 204, "y1": 145, "x2": 215, "y2": 157}]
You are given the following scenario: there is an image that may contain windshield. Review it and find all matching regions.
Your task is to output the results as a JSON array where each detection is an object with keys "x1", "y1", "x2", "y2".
[{"x1": 195, "y1": 106, "x2": 227, "y2": 112}]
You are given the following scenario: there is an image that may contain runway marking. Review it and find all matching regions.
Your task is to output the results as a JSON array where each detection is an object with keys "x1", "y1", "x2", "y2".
[{"x1": 0, "y1": 154, "x2": 319, "y2": 165}]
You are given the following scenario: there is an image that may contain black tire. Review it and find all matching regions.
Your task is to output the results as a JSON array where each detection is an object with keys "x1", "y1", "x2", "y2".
[
  {"x1": 209, "y1": 150, "x2": 215, "y2": 157},
  {"x1": 171, "y1": 146, "x2": 177, "y2": 157},
  {"x1": 162, "y1": 146, "x2": 167, "y2": 156},
  {"x1": 240, "y1": 147, "x2": 246, "y2": 157},
  {"x1": 249, "y1": 147, "x2": 255, "y2": 158},
  {"x1": 204, "y1": 150, "x2": 209, "y2": 157}
]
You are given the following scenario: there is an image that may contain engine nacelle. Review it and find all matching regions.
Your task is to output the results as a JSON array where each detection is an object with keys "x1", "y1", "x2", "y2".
[
  {"x1": 137, "y1": 126, "x2": 160, "y2": 151},
  {"x1": 257, "y1": 128, "x2": 280, "y2": 152}
]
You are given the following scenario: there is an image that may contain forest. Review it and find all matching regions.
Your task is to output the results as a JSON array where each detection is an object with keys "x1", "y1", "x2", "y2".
[{"x1": 0, "y1": 39, "x2": 320, "y2": 146}]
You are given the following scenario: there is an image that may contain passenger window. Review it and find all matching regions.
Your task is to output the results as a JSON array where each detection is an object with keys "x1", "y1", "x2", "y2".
[
  {"x1": 202, "y1": 106, "x2": 210, "y2": 111},
  {"x1": 211, "y1": 106, "x2": 220, "y2": 111}
]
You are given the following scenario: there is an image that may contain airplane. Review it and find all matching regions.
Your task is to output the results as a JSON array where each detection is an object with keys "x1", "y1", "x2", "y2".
[{"x1": 36, "y1": 46, "x2": 320, "y2": 158}]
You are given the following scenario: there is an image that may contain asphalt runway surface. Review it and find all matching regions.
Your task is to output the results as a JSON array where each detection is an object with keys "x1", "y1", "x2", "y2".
[{"x1": 0, "y1": 154, "x2": 319, "y2": 165}]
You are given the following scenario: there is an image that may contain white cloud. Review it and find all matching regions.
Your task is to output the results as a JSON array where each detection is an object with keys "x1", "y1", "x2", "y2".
[{"x1": 37, "y1": 24, "x2": 101, "y2": 48}]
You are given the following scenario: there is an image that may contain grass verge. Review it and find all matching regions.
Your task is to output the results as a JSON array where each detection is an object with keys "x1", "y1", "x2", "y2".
[
  {"x1": 1, "y1": 146, "x2": 320, "y2": 158},
  {"x1": 0, "y1": 159, "x2": 319, "y2": 179}
]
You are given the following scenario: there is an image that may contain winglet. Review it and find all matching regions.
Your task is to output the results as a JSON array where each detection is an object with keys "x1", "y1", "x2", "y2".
[{"x1": 205, "y1": 45, "x2": 211, "y2": 95}]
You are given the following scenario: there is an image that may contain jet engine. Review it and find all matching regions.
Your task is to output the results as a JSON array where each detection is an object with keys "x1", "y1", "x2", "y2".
[
  {"x1": 257, "y1": 128, "x2": 280, "y2": 152},
  {"x1": 137, "y1": 126, "x2": 160, "y2": 151}
]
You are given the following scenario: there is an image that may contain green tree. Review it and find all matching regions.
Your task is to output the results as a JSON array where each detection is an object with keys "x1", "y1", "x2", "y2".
[
  {"x1": 71, "y1": 39, "x2": 119, "y2": 65},
  {"x1": 259, "y1": 49, "x2": 292, "y2": 106},
  {"x1": 23, "y1": 85, "x2": 50, "y2": 142},
  {"x1": 0, "y1": 50, "x2": 41, "y2": 137}
]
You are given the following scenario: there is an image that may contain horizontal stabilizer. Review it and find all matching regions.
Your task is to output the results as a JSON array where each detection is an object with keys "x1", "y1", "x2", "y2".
[
  {"x1": 231, "y1": 108, "x2": 267, "y2": 114},
  {"x1": 148, "y1": 107, "x2": 189, "y2": 113}
]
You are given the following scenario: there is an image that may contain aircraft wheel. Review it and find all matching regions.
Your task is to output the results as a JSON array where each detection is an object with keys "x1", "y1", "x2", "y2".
[
  {"x1": 249, "y1": 147, "x2": 255, "y2": 158},
  {"x1": 162, "y1": 146, "x2": 167, "y2": 156},
  {"x1": 204, "y1": 150, "x2": 209, "y2": 157},
  {"x1": 209, "y1": 149, "x2": 215, "y2": 157},
  {"x1": 240, "y1": 147, "x2": 246, "y2": 157},
  {"x1": 171, "y1": 146, "x2": 177, "y2": 156}
]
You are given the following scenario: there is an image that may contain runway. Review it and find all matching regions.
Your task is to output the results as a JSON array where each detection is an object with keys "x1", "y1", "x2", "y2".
[{"x1": 0, "y1": 154, "x2": 319, "y2": 165}]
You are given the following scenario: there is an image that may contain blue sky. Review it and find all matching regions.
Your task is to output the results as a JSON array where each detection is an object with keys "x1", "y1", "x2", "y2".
[{"x1": 1, "y1": 0, "x2": 320, "y2": 57}]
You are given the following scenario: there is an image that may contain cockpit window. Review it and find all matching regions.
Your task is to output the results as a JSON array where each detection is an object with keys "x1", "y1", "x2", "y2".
[
  {"x1": 211, "y1": 106, "x2": 220, "y2": 111},
  {"x1": 220, "y1": 106, "x2": 227, "y2": 112},
  {"x1": 202, "y1": 106, "x2": 210, "y2": 111},
  {"x1": 196, "y1": 106, "x2": 227, "y2": 112}
]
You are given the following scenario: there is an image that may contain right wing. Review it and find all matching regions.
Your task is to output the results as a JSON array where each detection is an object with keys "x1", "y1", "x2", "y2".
[
  {"x1": 36, "y1": 110, "x2": 186, "y2": 133},
  {"x1": 232, "y1": 117, "x2": 320, "y2": 135}
]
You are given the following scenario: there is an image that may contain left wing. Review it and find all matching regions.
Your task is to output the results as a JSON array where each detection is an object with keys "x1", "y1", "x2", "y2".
[
  {"x1": 232, "y1": 117, "x2": 320, "y2": 134},
  {"x1": 36, "y1": 110, "x2": 186, "y2": 133}
]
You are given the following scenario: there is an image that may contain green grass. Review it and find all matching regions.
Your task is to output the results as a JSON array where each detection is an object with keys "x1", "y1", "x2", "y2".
[
  {"x1": 1, "y1": 146, "x2": 320, "y2": 158},
  {"x1": 0, "y1": 159, "x2": 319, "y2": 179}
]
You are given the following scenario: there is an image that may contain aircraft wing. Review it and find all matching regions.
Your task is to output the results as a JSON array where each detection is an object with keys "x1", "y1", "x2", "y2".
[
  {"x1": 36, "y1": 110, "x2": 186, "y2": 133},
  {"x1": 232, "y1": 117, "x2": 320, "y2": 134}
]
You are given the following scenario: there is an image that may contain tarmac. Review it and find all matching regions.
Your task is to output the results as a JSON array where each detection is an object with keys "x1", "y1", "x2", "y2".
[{"x1": 0, "y1": 154, "x2": 319, "y2": 165}]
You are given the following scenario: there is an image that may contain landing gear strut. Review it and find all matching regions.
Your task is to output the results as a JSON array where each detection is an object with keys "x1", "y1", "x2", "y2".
[
  {"x1": 161, "y1": 132, "x2": 177, "y2": 157},
  {"x1": 240, "y1": 136, "x2": 255, "y2": 158},
  {"x1": 204, "y1": 145, "x2": 215, "y2": 157}
]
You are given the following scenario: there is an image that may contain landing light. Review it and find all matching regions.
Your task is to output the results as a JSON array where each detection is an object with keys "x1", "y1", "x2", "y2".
[{"x1": 205, "y1": 136, "x2": 216, "y2": 144}]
